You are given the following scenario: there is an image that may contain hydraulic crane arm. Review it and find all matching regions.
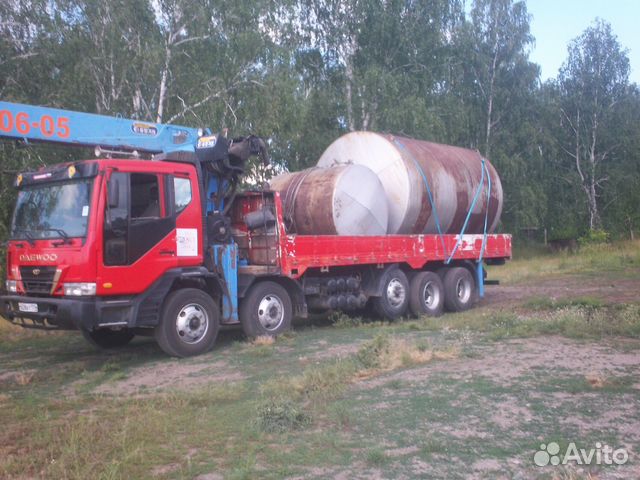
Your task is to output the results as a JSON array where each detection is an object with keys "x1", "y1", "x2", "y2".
[{"x1": 0, "y1": 101, "x2": 202, "y2": 154}]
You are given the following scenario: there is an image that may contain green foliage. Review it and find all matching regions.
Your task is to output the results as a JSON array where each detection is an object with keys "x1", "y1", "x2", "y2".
[
  {"x1": 356, "y1": 333, "x2": 390, "y2": 369},
  {"x1": 329, "y1": 312, "x2": 363, "y2": 329},
  {"x1": 255, "y1": 398, "x2": 310, "y2": 433},
  {"x1": 578, "y1": 229, "x2": 610, "y2": 246},
  {"x1": 548, "y1": 225, "x2": 580, "y2": 242},
  {"x1": 365, "y1": 447, "x2": 389, "y2": 466},
  {"x1": 0, "y1": 1, "x2": 638, "y2": 237}
]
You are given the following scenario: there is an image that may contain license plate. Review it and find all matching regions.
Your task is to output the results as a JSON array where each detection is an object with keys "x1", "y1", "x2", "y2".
[{"x1": 18, "y1": 302, "x2": 38, "y2": 313}]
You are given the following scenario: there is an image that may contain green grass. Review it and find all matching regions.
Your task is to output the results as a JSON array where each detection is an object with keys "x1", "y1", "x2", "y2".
[
  {"x1": 490, "y1": 239, "x2": 640, "y2": 284},
  {"x1": 0, "y1": 241, "x2": 639, "y2": 478},
  {"x1": 413, "y1": 302, "x2": 640, "y2": 340},
  {"x1": 365, "y1": 447, "x2": 389, "y2": 466},
  {"x1": 523, "y1": 296, "x2": 605, "y2": 310}
]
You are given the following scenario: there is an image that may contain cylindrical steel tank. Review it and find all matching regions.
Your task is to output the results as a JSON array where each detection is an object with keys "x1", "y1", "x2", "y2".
[
  {"x1": 269, "y1": 164, "x2": 389, "y2": 235},
  {"x1": 316, "y1": 132, "x2": 503, "y2": 234}
]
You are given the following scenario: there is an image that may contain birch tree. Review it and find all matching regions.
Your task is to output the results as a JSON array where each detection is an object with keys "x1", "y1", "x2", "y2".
[
  {"x1": 464, "y1": 0, "x2": 533, "y2": 157},
  {"x1": 558, "y1": 20, "x2": 630, "y2": 230}
]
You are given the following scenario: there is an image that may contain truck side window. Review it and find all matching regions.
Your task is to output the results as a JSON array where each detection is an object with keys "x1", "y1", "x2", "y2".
[
  {"x1": 174, "y1": 177, "x2": 191, "y2": 213},
  {"x1": 104, "y1": 172, "x2": 176, "y2": 266},
  {"x1": 104, "y1": 172, "x2": 129, "y2": 266},
  {"x1": 131, "y1": 173, "x2": 162, "y2": 219}
]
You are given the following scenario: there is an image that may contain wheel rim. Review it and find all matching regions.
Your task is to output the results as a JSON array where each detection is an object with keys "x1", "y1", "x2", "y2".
[
  {"x1": 455, "y1": 277, "x2": 472, "y2": 303},
  {"x1": 422, "y1": 281, "x2": 440, "y2": 310},
  {"x1": 257, "y1": 294, "x2": 285, "y2": 331},
  {"x1": 175, "y1": 303, "x2": 209, "y2": 344},
  {"x1": 386, "y1": 278, "x2": 406, "y2": 308}
]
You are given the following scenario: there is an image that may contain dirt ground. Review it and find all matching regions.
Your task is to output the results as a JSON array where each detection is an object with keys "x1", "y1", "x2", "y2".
[
  {"x1": 483, "y1": 273, "x2": 640, "y2": 306},
  {"x1": 0, "y1": 268, "x2": 639, "y2": 479}
]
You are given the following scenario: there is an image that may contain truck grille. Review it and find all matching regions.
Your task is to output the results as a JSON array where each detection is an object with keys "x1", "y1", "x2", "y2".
[{"x1": 19, "y1": 266, "x2": 58, "y2": 295}]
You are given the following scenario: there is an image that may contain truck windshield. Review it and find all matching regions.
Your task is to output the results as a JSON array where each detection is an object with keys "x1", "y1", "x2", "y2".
[{"x1": 11, "y1": 179, "x2": 92, "y2": 240}]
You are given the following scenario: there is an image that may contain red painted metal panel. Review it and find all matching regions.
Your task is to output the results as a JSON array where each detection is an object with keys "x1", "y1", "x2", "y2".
[
  {"x1": 235, "y1": 192, "x2": 512, "y2": 280},
  {"x1": 280, "y1": 233, "x2": 511, "y2": 278}
]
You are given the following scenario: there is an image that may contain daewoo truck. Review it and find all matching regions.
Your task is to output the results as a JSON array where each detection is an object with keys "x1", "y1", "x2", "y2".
[{"x1": 0, "y1": 101, "x2": 511, "y2": 357}]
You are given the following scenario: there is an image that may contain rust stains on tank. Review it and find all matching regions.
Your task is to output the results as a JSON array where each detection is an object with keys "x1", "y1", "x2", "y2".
[
  {"x1": 269, "y1": 164, "x2": 389, "y2": 236},
  {"x1": 318, "y1": 132, "x2": 504, "y2": 235}
]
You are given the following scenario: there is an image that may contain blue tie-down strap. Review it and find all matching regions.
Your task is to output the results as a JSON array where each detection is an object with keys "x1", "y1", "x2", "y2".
[
  {"x1": 392, "y1": 138, "x2": 446, "y2": 257},
  {"x1": 477, "y1": 160, "x2": 492, "y2": 298},
  {"x1": 446, "y1": 156, "x2": 488, "y2": 264},
  {"x1": 478, "y1": 160, "x2": 492, "y2": 263},
  {"x1": 443, "y1": 155, "x2": 492, "y2": 297}
]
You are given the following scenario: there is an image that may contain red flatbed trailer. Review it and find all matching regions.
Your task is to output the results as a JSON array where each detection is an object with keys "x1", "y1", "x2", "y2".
[
  {"x1": 232, "y1": 191, "x2": 511, "y2": 320},
  {"x1": 234, "y1": 192, "x2": 511, "y2": 275},
  {"x1": 280, "y1": 233, "x2": 511, "y2": 278}
]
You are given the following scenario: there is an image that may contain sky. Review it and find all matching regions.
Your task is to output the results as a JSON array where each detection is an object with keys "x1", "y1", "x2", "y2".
[{"x1": 526, "y1": 0, "x2": 639, "y2": 84}]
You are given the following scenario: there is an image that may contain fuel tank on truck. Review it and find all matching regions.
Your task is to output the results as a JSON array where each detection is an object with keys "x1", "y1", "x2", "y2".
[
  {"x1": 269, "y1": 164, "x2": 389, "y2": 235},
  {"x1": 316, "y1": 132, "x2": 504, "y2": 235}
]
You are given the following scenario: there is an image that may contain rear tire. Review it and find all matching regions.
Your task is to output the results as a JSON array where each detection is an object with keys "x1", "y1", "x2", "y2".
[
  {"x1": 239, "y1": 281, "x2": 293, "y2": 338},
  {"x1": 155, "y1": 288, "x2": 220, "y2": 357},
  {"x1": 443, "y1": 267, "x2": 477, "y2": 312},
  {"x1": 81, "y1": 328, "x2": 134, "y2": 349},
  {"x1": 409, "y1": 271, "x2": 444, "y2": 317},
  {"x1": 371, "y1": 268, "x2": 409, "y2": 320}
]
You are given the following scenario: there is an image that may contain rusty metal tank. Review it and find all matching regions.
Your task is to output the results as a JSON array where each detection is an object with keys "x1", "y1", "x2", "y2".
[
  {"x1": 316, "y1": 132, "x2": 504, "y2": 234},
  {"x1": 269, "y1": 164, "x2": 388, "y2": 235}
]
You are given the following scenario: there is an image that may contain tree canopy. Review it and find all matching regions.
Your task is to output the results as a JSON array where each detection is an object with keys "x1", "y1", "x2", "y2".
[{"x1": 1, "y1": 0, "x2": 638, "y2": 241}]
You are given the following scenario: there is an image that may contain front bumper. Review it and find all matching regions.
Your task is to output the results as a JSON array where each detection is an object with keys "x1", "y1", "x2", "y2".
[{"x1": 0, "y1": 294, "x2": 136, "y2": 331}]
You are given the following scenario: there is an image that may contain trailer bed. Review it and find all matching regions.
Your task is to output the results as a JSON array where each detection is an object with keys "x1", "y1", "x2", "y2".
[
  {"x1": 279, "y1": 233, "x2": 511, "y2": 278},
  {"x1": 233, "y1": 192, "x2": 511, "y2": 279}
]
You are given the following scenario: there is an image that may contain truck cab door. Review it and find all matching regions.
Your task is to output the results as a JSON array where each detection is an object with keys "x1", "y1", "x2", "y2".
[{"x1": 100, "y1": 171, "x2": 177, "y2": 295}]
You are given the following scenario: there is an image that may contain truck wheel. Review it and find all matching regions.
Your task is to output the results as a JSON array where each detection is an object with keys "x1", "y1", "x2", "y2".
[
  {"x1": 443, "y1": 267, "x2": 477, "y2": 312},
  {"x1": 372, "y1": 268, "x2": 409, "y2": 320},
  {"x1": 409, "y1": 271, "x2": 444, "y2": 317},
  {"x1": 81, "y1": 328, "x2": 135, "y2": 349},
  {"x1": 155, "y1": 288, "x2": 220, "y2": 357},
  {"x1": 239, "y1": 281, "x2": 292, "y2": 338}
]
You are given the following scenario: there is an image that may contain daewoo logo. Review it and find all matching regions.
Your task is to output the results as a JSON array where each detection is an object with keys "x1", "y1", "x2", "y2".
[{"x1": 19, "y1": 253, "x2": 58, "y2": 262}]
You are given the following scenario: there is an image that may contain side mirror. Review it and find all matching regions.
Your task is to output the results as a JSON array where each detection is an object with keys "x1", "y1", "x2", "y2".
[{"x1": 108, "y1": 178, "x2": 120, "y2": 208}]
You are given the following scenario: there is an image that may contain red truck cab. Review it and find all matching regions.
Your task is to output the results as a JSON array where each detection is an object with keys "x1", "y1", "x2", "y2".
[{"x1": 3, "y1": 158, "x2": 207, "y2": 344}]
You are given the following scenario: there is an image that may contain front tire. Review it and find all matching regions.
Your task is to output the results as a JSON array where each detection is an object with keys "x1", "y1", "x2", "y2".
[
  {"x1": 81, "y1": 328, "x2": 135, "y2": 349},
  {"x1": 409, "y1": 271, "x2": 444, "y2": 317},
  {"x1": 239, "y1": 281, "x2": 293, "y2": 338},
  {"x1": 155, "y1": 288, "x2": 220, "y2": 357},
  {"x1": 442, "y1": 267, "x2": 477, "y2": 312},
  {"x1": 371, "y1": 268, "x2": 409, "y2": 320}
]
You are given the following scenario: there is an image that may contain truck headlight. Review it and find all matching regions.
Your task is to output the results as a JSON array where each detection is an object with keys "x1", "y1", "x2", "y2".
[
  {"x1": 5, "y1": 280, "x2": 18, "y2": 293},
  {"x1": 63, "y1": 283, "x2": 96, "y2": 296}
]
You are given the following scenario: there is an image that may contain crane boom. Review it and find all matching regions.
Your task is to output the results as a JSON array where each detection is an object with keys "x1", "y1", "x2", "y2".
[{"x1": 0, "y1": 101, "x2": 202, "y2": 154}]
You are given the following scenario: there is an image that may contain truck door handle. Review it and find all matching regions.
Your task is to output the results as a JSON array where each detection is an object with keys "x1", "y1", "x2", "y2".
[{"x1": 160, "y1": 249, "x2": 175, "y2": 256}]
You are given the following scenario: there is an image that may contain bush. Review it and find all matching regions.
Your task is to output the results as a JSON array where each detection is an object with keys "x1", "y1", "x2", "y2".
[
  {"x1": 578, "y1": 229, "x2": 610, "y2": 246},
  {"x1": 255, "y1": 398, "x2": 310, "y2": 433},
  {"x1": 548, "y1": 225, "x2": 579, "y2": 242},
  {"x1": 330, "y1": 311, "x2": 363, "y2": 329},
  {"x1": 356, "y1": 334, "x2": 390, "y2": 369}
]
